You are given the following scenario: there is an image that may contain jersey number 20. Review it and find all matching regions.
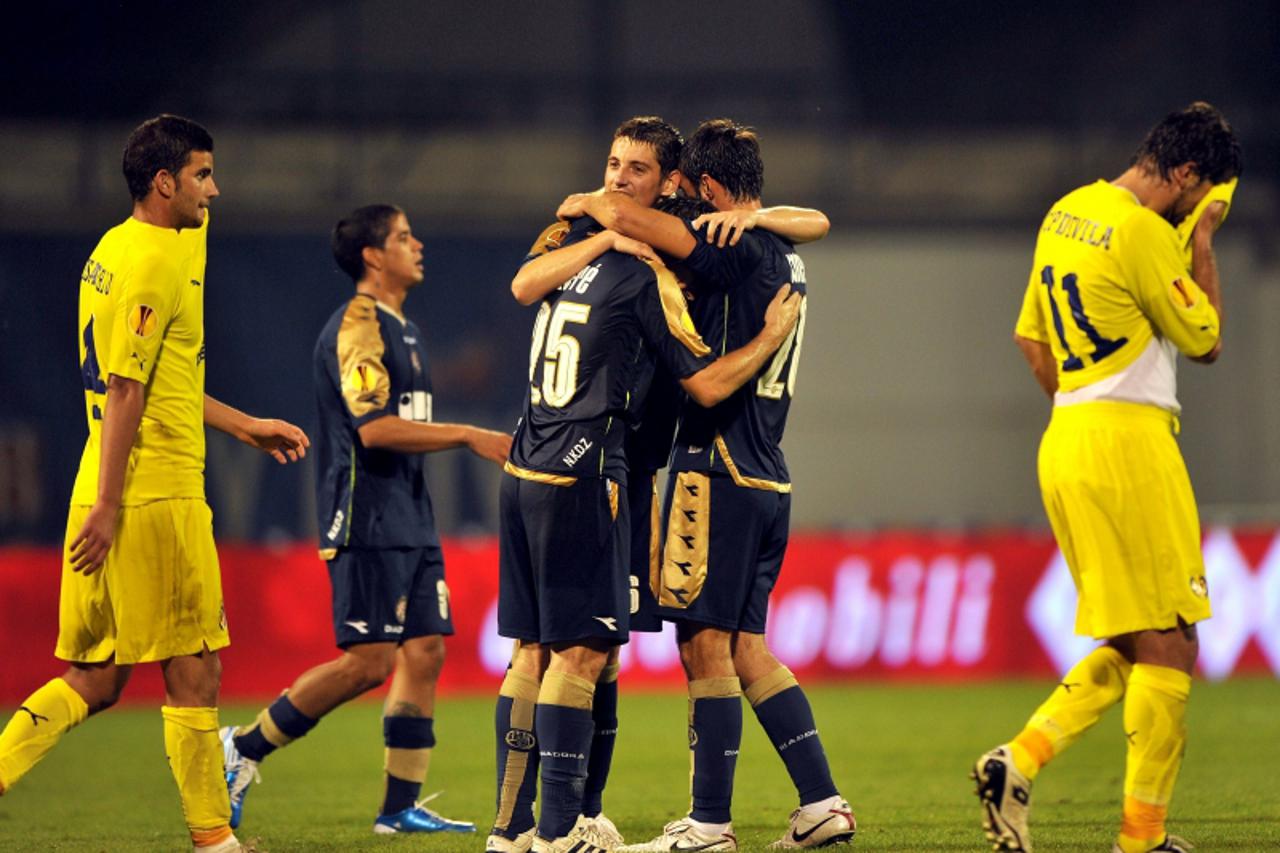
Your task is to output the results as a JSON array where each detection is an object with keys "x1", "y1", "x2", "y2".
[
  {"x1": 757, "y1": 296, "x2": 807, "y2": 399},
  {"x1": 528, "y1": 300, "x2": 591, "y2": 408}
]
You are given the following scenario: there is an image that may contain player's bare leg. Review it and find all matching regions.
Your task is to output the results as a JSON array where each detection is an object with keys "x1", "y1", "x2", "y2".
[
  {"x1": 490, "y1": 641, "x2": 547, "y2": 853},
  {"x1": 732, "y1": 633, "x2": 853, "y2": 849},
  {"x1": 0, "y1": 659, "x2": 131, "y2": 794},
  {"x1": 222, "y1": 642, "x2": 398, "y2": 826},
  {"x1": 372, "y1": 634, "x2": 474, "y2": 834},
  {"x1": 159, "y1": 648, "x2": 237, "y2": 851}
]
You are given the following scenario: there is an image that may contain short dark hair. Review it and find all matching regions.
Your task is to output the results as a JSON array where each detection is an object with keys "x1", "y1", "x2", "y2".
[
  {"x1": 614, "y1": 116, "x2": 683, "y2": 177},
  {"x1": 122, "y1": 115, "x2": 214, "y2": 202},
  {"x1": 1132, "y1": 101, "x2": 1242, "y2": 184},
  {"x1": 680, "y1": 119, "x2": 764, "y2": 203},
  {"x1": 655, "y1": 194, "x2": 716, "y2": 221},
  {"x1": 332, "y1": 204, "x2": 404, "y2": 282}
]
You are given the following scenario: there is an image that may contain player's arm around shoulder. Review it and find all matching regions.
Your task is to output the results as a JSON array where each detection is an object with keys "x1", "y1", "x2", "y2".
[
  {"x1": 680, "y1": 284, "x2": 802, "y2": 407},
  {"x1": 692, "y1": 206, "x2": 830, "y2": 248},
  {"x1": 511, "y1": 222, "x2": 655, "y2": 305},
  {"x1": 561, "y1": 190, "x2": 697, "y2": 260}
]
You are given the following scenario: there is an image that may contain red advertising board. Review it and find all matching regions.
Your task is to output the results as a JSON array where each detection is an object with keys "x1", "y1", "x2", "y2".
[{"x1": 1, "y1": 528, "x2": 1276, "y2": 702}]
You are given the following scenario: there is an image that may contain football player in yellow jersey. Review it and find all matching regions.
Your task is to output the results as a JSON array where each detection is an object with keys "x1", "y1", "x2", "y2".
[
  {"x1": 0, "y1": 115, "x2": 308, "y2": 853},
  {"x1": 973, "y1": 103, "x2": 1241, "y2": 853}
]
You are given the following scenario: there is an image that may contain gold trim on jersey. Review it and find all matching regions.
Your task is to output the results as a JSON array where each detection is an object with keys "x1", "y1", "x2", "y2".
[
  {"x1": 337, "y1": 295, "x2": 390, "y2": 417},
  {"x1": 527, "y1": 221, "x2": 570, "y2": 258},
  {"x1": 713, "y1": 435, "x2": 792, "y2": 493},
  {"x1": 503, "y1": 460, "x2": 577, "y2": 486},
  {"x1": 659, "y1": 472, "x2": 710, "y2": 609},
  {"x1": 643, "y1": 259, "x2": 712, "y2": 357},
  {"x1": 647, "y1": 474, "x2": 661, "y2": 603}
]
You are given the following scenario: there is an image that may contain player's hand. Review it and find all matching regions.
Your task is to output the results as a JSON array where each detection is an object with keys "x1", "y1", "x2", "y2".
[
  {"x1": 608, "y1": 231, "x2": 657, "y2": 263},
  {"x1": 692, "y1": 209, "x2": 759, "y2": 248},
  {"x1": 244, "y1": 418, "x2": 310, "y2": 464},
  {"x1": 468, "y1": 427, "x2": 513, "y2": 466},
  {"x1": 1194, "y1": 200, "x2": 1228, "y2": 241},
  {"x1": 556, "y1": 193, "x2": 592, "y2": 220},
  {"x1": 763, "y1": 284, "x2": 801, "y2": 344},
  {"x1": 69, "y1": 501, "x2": 120, "y2": 575}
]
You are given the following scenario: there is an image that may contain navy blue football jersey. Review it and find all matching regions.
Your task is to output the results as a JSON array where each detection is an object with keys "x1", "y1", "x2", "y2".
[
  {"x1": 669, "y1": 224, "x2": 808, "y2": 491},
  {"x1": 508, "y1": 219, "x2": 715, "y2": 485},
  {"x1": 314, "y1": 294, "x2": 440, "y2": 551}
]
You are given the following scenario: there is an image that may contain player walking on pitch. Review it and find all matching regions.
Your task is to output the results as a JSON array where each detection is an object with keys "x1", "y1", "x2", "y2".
[
  {"x1": 973, "y1": 102, "x2": 1241, "y2": 853},
  {"x1": 220, "y1": 204, "x2": 511, "y2": 835},
  {"x1": 0, "y1": 114, "x2": 309, "y2": 852}
]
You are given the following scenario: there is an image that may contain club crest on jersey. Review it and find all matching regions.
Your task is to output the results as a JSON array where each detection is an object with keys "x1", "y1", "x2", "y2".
[
  {"x1": 1169, "y1": 278, "x2": 1196, "y2": 309},
  {"x1": 128, "y1": 304, "x2": 158, "y2": 338}
]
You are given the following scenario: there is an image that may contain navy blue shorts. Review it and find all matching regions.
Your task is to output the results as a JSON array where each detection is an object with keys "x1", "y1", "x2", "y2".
[
  {"x1": 655, "y1": 471, "x2": 790, "y2": 633},
  {"x1": 497, "y1": 472, "x2": 630, "y2": 645},
  {"x1": 327, "y1": 545, "x2": 454, "y2": 648},
  {"x1": 628, "y1": 470, "x2": 663, "y2": 633}
]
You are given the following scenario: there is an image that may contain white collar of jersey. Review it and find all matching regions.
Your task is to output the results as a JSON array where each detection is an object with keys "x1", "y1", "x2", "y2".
[{"x1": 375, "y1": 300, "x2": 407, "y2": 325}]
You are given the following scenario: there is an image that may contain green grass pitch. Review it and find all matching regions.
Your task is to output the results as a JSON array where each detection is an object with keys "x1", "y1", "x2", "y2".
[{"x1": 2, "y1": 679, "x2": 1278, "y2": 851}]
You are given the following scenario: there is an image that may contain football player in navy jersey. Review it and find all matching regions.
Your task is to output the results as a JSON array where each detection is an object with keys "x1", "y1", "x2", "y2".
[
  {"x1": 220, "y1": 204, "x2": 511, "y2": 836},
  {"x1": 492, "y1": 118, "x2": 827, "y2": 853},
  {"x1": 495, "y1": 206, "x2": 801, "y2": 853},
  {"x1": 561, "y1": 120, "x2": 854, "y2": 851}
]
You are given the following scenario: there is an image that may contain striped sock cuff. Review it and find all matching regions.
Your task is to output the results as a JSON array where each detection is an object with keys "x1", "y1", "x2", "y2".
[
  {"x1": 540, "y1": 671, "x2": 596, "y2": 710},
  {"x1": 500, "y1": 668, "x2": 542, "y2": 702},
  {"x1": 690, "y1": 676, "x2": 742, "y2": 700},
  {"x1": 744, "y1": 666, "x2": 798, "y2": 707}
]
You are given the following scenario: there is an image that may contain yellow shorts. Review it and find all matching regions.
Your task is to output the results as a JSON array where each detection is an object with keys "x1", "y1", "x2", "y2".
[
  {"x1": 1038, "y1": 401, "x2": 1211, "y2": 639},
  {"x1": 57, "y1": 498, "x2": 230, "y2": 664}
]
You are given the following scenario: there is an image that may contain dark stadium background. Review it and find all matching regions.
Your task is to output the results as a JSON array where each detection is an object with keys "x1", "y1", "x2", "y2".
[{"x1": 1, "y1": 1, "x2": 1277, "y2": 695}]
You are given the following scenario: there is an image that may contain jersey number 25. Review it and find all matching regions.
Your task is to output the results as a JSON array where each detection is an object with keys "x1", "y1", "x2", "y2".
[{"x1": 528, "y1": 300, "x2": 591, "y2": 408}]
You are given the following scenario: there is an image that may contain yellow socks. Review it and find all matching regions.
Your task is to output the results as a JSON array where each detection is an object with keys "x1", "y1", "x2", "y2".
[
  {"x1": 1116, "y1": 664, "x2": 1191, "y2": 852},
  {"x1": 1009, "y1": 646, "x2": 1132, "y2": 780},
  {"x1": 0, "y1": 677, "x2": 89, "y2": 793},
  {"x1": 162, "y1": 705, "x2": 232, "y2": 846}
]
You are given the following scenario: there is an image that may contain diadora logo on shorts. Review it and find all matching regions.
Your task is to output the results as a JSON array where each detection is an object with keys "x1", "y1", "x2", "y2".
[
  {"x1": 593, "y1": 616, "x2": 618, "y2": 631},
  {"x1": 505, "y1": 729, "x2": 536, "y2": 751},
  {"x1": 345, "y1": 620, "x2": 369, "y2": 634}
]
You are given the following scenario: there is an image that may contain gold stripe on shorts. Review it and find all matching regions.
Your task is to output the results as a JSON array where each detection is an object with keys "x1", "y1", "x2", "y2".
[
  {"x1": 503, "y1": 460, "x2": 577, "y2": 486},
  {"x1": 647, "y1": 475, "x2": 661, "y2": 601},
  {"x1": 659, "y1": 472, "x2": 710, "y2": 609}
]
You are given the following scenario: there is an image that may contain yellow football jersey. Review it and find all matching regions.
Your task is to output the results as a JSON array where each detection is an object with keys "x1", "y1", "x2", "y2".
[
  {"x1": 1015, "y1": 181, "x2": 1219, "y2": 394},
  {"x1": 71, "y1": 215, "x2": 208, "y2": 505}
]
